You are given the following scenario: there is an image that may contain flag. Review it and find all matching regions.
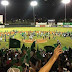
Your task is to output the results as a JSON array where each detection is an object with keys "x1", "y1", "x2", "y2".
[
  {"x1": 62, "y1": 46, "x2": 68, "y2": 51},
  {"x1": 21, "y1": 44, "x2": 26, "y2": 52},
  {"x1": 31, "y1": 41, "x2": 35, "y2": 51},
  {"x1": 37, "y1": 44, "x2": 39, "y2": 52},
  {"x1": 6, "y1": 44, "x2": 8, "y2": 46},
  {"x1": 36, "y1": 51, "x2": 43, "y2": 60},
  {"x1": 26, "y1": 49, "x2": 31, "y2": 64},
  {"x1": 37, "y1": 47, "x2": 39, "y2": 52},
  {"x1": 54, "y1": 43, "x2": 58, "y2": 48},
  {"x1": 20, "y1": 55, "x2": 26, "y2": 64},
  {"x1": 16, "y1": 48, "x2": 18, "y2": 52},
  {"x1": 9, "y1": 38, "x2": 20, "y2": 48},
  {"x1": 36, "y1": 44, "x2": 43, "y2": 60},
  {"x1": 22, "y1": 32, "x2": 24, "y2": 36}
]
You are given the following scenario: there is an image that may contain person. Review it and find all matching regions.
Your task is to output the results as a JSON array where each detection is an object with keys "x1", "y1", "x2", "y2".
[
  {"x1": 24, "y1": 35, "x2": 26, "y2": 40},
  {"x1": 5, "y1": 34, "x2": 6, "y2": 42},
  {"x1": 0, "y1": 36, "x2": 2, "y2": 41},
  {"x1": 49, "y1": 36, "x2": 50, "y2": 40},
  {"x1": 39, "y1": 45, "x2": 63, "y2": 72},
  {"x1": 43, "y1": 35, "x2": 44, "y2": 40},
  {"x1": 37, "y1": 33, "x2": 39, "y2": 37},
  {"x1": 29, "y1": 35, "x2": 33, "y2": 40},
  {"x1": 45, "y1": 33, "x2": 46, "y2": 39},
  {"x1": 57, "y1": 39, "x2": 59, "y2": 44}
]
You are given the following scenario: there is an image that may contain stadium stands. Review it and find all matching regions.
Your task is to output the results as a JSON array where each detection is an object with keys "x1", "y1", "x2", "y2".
[{"x1": 0, "y1": 43, "x2": 72, "y2": 72}]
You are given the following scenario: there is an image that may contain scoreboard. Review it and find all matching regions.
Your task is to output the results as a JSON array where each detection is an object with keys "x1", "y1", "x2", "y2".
[
  {"x1": 0, "y1": 15, "x2": 3, "y2": 24},
  {"x1": 48, "y1": 19, "x2": 55, "y2": 27}
]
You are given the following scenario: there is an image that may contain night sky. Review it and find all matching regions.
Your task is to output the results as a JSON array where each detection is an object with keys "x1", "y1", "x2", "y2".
[{"x1": 0, "y1": 0, "x2": 72, "y2": 21}]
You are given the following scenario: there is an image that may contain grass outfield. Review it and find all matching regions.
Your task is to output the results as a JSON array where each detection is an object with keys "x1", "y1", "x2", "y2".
[
  {"x1": 0, "y1": 27, "x2": 72, "y2": 32},
  {"x1": 0, "y1": 27, "x2": 72, "y2": 49}
]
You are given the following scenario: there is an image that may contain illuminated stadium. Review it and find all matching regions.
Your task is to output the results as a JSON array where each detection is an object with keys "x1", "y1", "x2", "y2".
[{"x1": 0, "y1": 0, "x2": 72, "y2": 72}]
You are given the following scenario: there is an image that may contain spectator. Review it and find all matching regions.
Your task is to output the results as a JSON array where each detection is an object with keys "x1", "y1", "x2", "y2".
[{"x1": 39, "y1": 45, "x2": 63, "y2": 72}]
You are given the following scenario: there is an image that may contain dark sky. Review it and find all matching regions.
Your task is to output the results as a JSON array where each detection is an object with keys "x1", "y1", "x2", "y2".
[{"x1": 0, "y1": 0, "x2": 72, "y2": 21}]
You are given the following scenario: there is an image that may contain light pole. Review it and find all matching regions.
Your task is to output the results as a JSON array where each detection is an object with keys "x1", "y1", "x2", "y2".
[
  {"x1": 30, "y1": 1, "x2": 38, "y2": 25},
  {"x1": 1, "y1": 0, "x2": 9, "y2": 24},
  {"x1": 62, "y1": 0, "x2": 70, "y2": 23}
]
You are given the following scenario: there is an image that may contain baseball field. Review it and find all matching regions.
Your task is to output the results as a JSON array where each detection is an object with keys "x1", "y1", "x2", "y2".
[{"x1": 0, "y1": 27, "x2": 72, "y2": 50}]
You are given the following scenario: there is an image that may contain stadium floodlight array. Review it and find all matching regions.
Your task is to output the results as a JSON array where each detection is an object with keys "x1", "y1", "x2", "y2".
[
  {"x1": 30, "y1": 1, "x2": 38, "y2": 6},
  {"x1": 1, "y1": 0, "x2": 9, "y2": 6},
  {"x1": 62, "y1": 0, "x2": 70, "y2": 4},
  {"x1": 61, "y1": 0, "x2": 70, "y2": 23},
  {"x1": 1, "y1": 0, "x2": 9, "y2": 25},
  {"x1": 30, "y1": 1, "x2": 38, "y2": 25}
]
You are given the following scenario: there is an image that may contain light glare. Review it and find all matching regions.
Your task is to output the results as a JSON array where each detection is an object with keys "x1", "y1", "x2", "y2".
[
  {"x1": 1, "y1": 0, "x2": 9, "y2": 6},
  {"x1": 30, "y1": 1, "x2": 38, "y2": 6},
  {"x1": 62, "y1": 0, "x2": 70, "y2": 4}
]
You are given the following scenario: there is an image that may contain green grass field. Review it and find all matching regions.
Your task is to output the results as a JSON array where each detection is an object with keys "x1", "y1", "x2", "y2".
[
  {"x1": 0, "y1": 27, "x2": 72, "y2": 32},
  {"x1": 0, "y1": 27, "x2": 72, "y2": 50}
]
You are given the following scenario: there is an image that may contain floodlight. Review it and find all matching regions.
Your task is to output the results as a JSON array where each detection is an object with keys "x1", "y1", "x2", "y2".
[
  {"x1": 1, "y1": 0, "x2": 9, "y2": 24},
  {"x1": 62, "y1": 0, "x2": 70, "y2": 4},
  {"x1": 1, "y1": 0, "x2": 9, "y2": 6},
  {"x1": 30, "y1": 1, "x2": 38, "y2": 6},
  {"x1": 30, "y1": 1, "x2": 38, "y2": 25}
]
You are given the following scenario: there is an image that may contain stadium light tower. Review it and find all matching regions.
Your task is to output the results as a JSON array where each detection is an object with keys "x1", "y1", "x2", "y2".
[
  {"x1": 62, "y1": 0, "x2": 70, "y2": 23},
  {"x1": 1, "y1": 0, "x2": 9, "y2": 24},
  {"x1": 30, "y1": 1, "x2": 38, "y2": 25}
]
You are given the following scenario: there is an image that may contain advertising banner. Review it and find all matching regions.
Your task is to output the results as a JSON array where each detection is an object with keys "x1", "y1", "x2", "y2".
[
  {"x1": 0, "y1": 15, "x2": 3, "y2": 24},
  {"x1": 63, "y1": 23, "x2": 72, "y2": 25},
  {"x1": 40, "y1": 25, "x2": 45, "y2": 27}
]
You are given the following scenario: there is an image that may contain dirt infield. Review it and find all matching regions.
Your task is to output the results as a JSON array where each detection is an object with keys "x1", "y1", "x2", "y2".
[{"x1": 23, "y1": 39, "x2": 47, "y2": 43}]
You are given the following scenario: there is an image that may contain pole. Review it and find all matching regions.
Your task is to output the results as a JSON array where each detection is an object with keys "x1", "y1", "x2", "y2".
[
  {"x1": 5, "y1": 5, "x2": 6, "y2": 24},
  {"x1": 33, "y1": 6, "x2": 35, "y2": 25},
  {"x1": 65, "y1": 4, "x2": 66, "y2": 23}
]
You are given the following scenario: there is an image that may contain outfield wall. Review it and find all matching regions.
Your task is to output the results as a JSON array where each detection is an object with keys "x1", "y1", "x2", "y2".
[
  {"x1": 0, "y1": 25, "x2": 5, "y2": 28},
  {"x1": 36, "y1": 22, "x2": 49, "y2": 27},
  {"x1": 57, "y1": 22, "x2": 72, "y2": 27},
  {"x1": 36, "y1": 22, "x2": 47, "y2": 25},
  {"x1": 5, "y1": 24, "x2": 35, "y2": 27},
  {"x1": 35, "y1": 25, "x2": 49, "y2": 27}
]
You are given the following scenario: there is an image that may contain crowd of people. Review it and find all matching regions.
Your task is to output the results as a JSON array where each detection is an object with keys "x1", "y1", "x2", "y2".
[
  {"x1": 0, "y1": 42, "x2": 72, "y2": 72},
  {"x1": 0, "y1": 30, "x2": 72, "y2": 72},
  {"x1": 0, "y1": 30, "x2": 72, "y2": 42}
]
